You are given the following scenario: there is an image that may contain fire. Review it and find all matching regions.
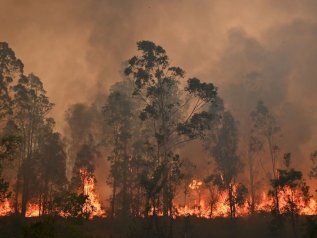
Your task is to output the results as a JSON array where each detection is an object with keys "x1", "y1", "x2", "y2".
[
  {"x1": 189, "y1": 179, "x2": 203, "y2": 190},
  {"x1": 175, "y1": 179, "x2": 317, "y2": 218},
  {"x1": 0, "y1": 178, "x2": 316, "y2": 219},
  {"x1": 26, "y1": 203, "x2": 40, "y2": 217},
  {"x1": 80, "y1": 167, "x2": 105, "y2": 218},
  {"x1": 0, "y1": 168, "x2": 105, "y2": 218},
  {"x1": 0, "y1": 199, "x2": 11, "y2": 216},
  {"x1": 0, "y1": 200, "x2": 40, "y2": 217}
]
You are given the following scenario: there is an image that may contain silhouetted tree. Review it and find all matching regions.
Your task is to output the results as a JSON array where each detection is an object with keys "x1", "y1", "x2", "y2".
[
  {"x1": 0, "y1": 42, "x2": 23, "y2": 119},
  {"x1": 208, "y1": 111, "x2": 246, "y2": 218},
  {"x1": 103, "y1": 80, "x2": 139, "y2": 219},
  {"x1": 124, "y1": 40, "x2": 217, "y2": 220},
  {"x1": 251, "y1": 100, "x2": 281, "y2": 213},
  {"x1": 270, "y1": 153, "x2": 310, "y2": 237},
  {"x1": 11, "y1": 73, "x2": 54, "y2": 216},
  {"x1": 34, "y1": 120, "x2": 67, "y2": 215}
]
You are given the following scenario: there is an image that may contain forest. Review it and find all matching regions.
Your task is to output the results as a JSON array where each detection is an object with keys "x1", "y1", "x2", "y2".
[{"x1": 0, "y1": 39, "x2": 317, "y2": 238}]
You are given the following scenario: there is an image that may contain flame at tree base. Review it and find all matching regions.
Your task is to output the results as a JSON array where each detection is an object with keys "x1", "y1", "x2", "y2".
[
  {"x1": 80, "y1": 167, "x2": 105, "y2": 218},
  {"x1": 0, "y1": 179, "x2": 316, "y2": 219},
  {"x1": 0, "y1": 199, "x2": 11, "y2": 216}
]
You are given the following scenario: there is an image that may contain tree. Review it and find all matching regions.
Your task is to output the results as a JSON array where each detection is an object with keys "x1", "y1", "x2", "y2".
[
  {"x1": 34, "y1": 121, "x2": 67, "y2": 215},
  {"x1": 53, "y1": 191, "x2": 91, "y2": 219},
  {"x1": 124, "y1": 40, "x2": 217, "y2": 219},
  {"x1": 12, "y1": 73, "x2": 54, "y2": 216},
  {"x1": 0, "y1": 42, "x2": 23, "y2": 120},
  {"x1": 247, "y1": 134, "x2": 263, "y2": 213},
  {"x1": 250, "y1": 100, "x2": 281, "y2": 213},
  {"x1": 0, "y1": 42, "x2": 23, "y2": 205},
  {"x1": 0, "y1": 135, "x2": 20, "y2": 202},
  {"x1": 0, "y1": 43, "x2": 64, "y2": 217},
  {"x1": 270, "y1": 153, "x2": 310, "y2": 237},
  {"x1": 103, "y1": 80, "x2": 138, "y2": 219},
  {"x1": 207, "y1": 111, "x2": 246, "y2": 218},
  {"x1": 70, "y1": 142, "x2": 97, "y2": 193}
]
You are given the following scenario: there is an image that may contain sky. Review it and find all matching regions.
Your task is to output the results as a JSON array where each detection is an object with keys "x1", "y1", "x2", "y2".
[{"x1": 1, "y1": 0, "x2": 317, "y2": 172}]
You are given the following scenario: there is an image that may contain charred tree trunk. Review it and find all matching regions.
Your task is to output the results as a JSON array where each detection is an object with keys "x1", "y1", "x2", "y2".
[
  {"x1": 228, "y1": 183, "x2": 235, "y2": 218},
  {"x1": 110, "y1": 177, "x2": 117, "y2": 218},
  {"x1": 21, "y1": 169, "x2": 29, "y2": 217},
  {"x1": 121, "y1": 149, "x2": 129, "y2": 218},
  {"x1": 248, "y1": 151, "x2": 255, "y2": 214}
]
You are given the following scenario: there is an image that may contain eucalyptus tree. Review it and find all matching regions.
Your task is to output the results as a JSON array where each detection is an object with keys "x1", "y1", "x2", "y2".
[
  {"x1": 34, "y1": 120, "x2": 67, "y2": 215},
  {"x1": 0, "y1": 42, "x2": 24, "y2": 203},
  {"x1": 124, "y1": 40, "x2": 217, "y2": 218},
  {"x1": 250, "y1": 100, "x2": 281, "y2": 213},
  {"x1": 103, "y1": 80, "x2": 142, "y2": 218},
  {"x1": 12, "y1": 73, "x2": 54, "y2": 216},
  {"x1": 0, "y1": 42, "x2": 23, "y2": 120},
  {"x1": 207, "y1": 111, "x2": 247, "y2": 218},
  {"x1": 270, "y1": 153, "x2": 310, "y2": 236},
  {"x1": 70, "y1": 141, "x2": 97, "y2": 193},
  {"x1": 247, "y1": 134, "x2": 263, "y2": 213}
]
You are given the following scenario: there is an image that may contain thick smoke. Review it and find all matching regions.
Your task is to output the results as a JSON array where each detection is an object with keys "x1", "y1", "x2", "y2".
[
  {"x1": 213, "y1": 21, "x2": 317, "y2": 172},
  {"x1": 1, "y1": 0, "x2": 317, "y2": 193}
]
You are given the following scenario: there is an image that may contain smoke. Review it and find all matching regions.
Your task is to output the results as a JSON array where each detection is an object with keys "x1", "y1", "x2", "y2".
[
  {"x1": 1, "y1": 0, "x2": 317, "y2": 189},
  {"x1": 213, "y1": 20, "x2": 317, "y2": 172}
]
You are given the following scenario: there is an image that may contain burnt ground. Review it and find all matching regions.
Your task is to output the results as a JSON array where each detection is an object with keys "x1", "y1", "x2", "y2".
[{"x1": 0, "y1": 214, "x2": 316, "y2": 238}]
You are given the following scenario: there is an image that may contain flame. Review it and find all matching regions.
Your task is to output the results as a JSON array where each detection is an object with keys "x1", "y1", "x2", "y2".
[
  {"x1": 0, "y1": 199, "x2": 11, "y2": 216},
  {"x1": 0, "y1": 168, "x2": 106, "y2": 218},
  {"x1": 80, "y1": 167, "x2": 105, "y2": 218},
  {"x1": 0, "y1": 200, "x2": 40, "y2": 217},
  {"x1": 0, "y1": 178, "x2": 316, "y2": 219},
  {"x1": 175, "y1": 180, "x2": 317, "y2": 218},
  {"x1": 189, "y1": 179, "x2": 203, "y2": 190},
  {"x1": 26, "y1": 203, "x2": 40, "y2": 217}
]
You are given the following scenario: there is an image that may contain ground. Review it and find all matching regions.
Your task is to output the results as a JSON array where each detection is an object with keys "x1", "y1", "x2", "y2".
[{"x1": 0, "y1": 214, "x2": 316, "y2": 238}]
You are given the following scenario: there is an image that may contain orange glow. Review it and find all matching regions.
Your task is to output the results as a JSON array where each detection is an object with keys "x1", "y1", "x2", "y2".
[
  {"x1": 175, "y1": 180, "x2": 317, "y2": 218},
  {"x1": 0, "y1": 199, "x2": 11, "y2": 216},
  {"x1": 0, "y1": 179, "x2": 316, "y2": 218},
  {"x1": 26, "y1": 203, "x2": 40, "y2": 217},
  {"x1": 80, "y1": 167, "x2": 105, "y2": 218}
]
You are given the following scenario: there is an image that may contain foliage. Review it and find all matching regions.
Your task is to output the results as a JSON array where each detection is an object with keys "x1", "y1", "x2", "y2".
[
  {"x1": 0, "y1": 42, "x2": 24, "y2": 118},
  {"x1": 53, "y1": 192, "x2": 91, "y2": 219},
  {"x1": 270, "y1": 153, "x2": 310, "y2": 222},
  {"x1": 124, "y1": 40, "x2": 217, "y2": 219}
]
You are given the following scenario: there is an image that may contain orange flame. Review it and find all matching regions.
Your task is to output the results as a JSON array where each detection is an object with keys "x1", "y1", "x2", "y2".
[
  {"x1": 0, "y1": 178, "x2": 316, "y2": 218},
  {"x1": 0, "y1": 199, "x2": 11, "y2": 216},
  {"x1": 80, "y1": 167, "x2": 105, "y2": 218},
  {"x1": 26, "y1": 203, "x2": 40, "y2": 217}
]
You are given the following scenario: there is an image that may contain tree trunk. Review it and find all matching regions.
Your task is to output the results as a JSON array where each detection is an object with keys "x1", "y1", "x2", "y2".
[
  {"x1": 228, "y1": 183, "x2": 235, "y2": 218},
  {"x1": 110, "y1": 177, "x2": 117, "y2": 218},
  {"x1": 121, "y1": 150, "x2": 129, "y2": 218},
  {"x1": 21, "y1": 171, "x2": 29, "y2": 217},
  {"x1": 248, "y1": 151, "x2": 255, "y2": 214}
]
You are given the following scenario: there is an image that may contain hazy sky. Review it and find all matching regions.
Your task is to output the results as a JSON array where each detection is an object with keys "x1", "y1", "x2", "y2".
[{"x1": 1, "y1": 0, "x2": 317, "y2": 168}]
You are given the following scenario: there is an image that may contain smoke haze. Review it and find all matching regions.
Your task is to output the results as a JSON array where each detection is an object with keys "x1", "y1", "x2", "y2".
[{"x1": 1, "y1": 0, "x2": 316, "y2": 175}]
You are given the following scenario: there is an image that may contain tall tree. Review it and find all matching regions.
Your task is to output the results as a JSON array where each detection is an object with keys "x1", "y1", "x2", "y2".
[
  {"x1": 270, "y1": 153, "x2": 310, "y2": 237},
  {"x1": 247, "y1": 134, "x2": 263, "y2": 213},
  {"x1": 250, "y1": 100, "x2": 281, "y2": 213},
  {"x1": 0, "y1": 42, "x2": 24, "y2": 204},
  {"x1": 12, "y1": 73, "x2": 54, "y2": 216},
  {"x1": 34, "y1": 120, "x2": 67, "y2": 215},
  {"x1": 207, "y1": 111, "x2": 246, "y2": 218},
  {"x1": 103, "y1": 80, "x2": 139, "y2": 218},
  {"x1": 0, "y1": 42, "x2": 23, "y2": 120},
  {"x1": 124, "y1": 40, "x2": 217, "y2": 218}
]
